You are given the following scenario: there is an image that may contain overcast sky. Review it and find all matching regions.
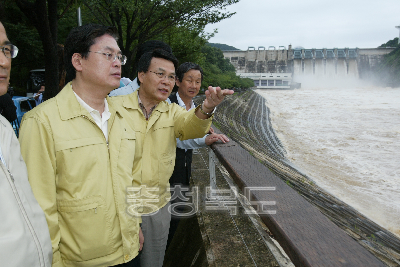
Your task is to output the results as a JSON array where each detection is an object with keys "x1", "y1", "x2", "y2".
[{"x1": 204, "y1": 0, "x2": 400, "y2": 50}]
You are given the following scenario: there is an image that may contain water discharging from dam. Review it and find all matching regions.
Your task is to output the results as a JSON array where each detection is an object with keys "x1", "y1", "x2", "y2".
[
  {"x1": 257, "y1": 84, "x2": 400, "y2": 238},
  {"x1": 206, "y1": 85, "x2": 400, "y2": 265}
]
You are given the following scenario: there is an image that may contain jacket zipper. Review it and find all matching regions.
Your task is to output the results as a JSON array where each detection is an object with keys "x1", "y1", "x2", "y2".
[
  {"x1": 81, "y1": 115, "x2": 109, "y2": 148},
  {"x1": 1, "y1": 162, "x2": 46, "y2": 266}
]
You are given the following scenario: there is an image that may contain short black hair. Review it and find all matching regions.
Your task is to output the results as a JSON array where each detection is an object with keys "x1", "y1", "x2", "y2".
[
  {"x1": 64, "y1": 24, "x2": 119, "y2": 83},
  {"x1": 134, "y1": 40, "x2": 172, "y2": 69},
  {"x1": 176, "y1": 62, "x2": 204, "y2": 82},
  {"x1": 134, "y1": 41, "x2": 172, "y2": 86},
  {"x1": 137, "y1": 49, "x2": 178, "y2": 86}
]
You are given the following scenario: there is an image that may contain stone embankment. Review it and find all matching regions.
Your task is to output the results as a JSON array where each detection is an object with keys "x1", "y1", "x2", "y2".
[{"x1": 195, "y1": 89, "x2": 400, "y2": 266}]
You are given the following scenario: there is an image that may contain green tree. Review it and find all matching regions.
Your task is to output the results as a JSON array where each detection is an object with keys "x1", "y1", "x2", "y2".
[
  {"x1": 2, "y1": 3, "x2": 44, "y2": 95},
  {"x1": 200, "y1": 45, "x2": 254, "y2": 89},
  {"x1": 379, "y1": 37, "x2": 399, "y2": 48},
  {"x1": 14, "y1": 0, "x2": 59, "y2": 99},
  {"x1": 2, "y1": 1, "x2": 78, "y2": 96},
  {"x1": 375, "y1": 46, "x2": 400, "y2": 87},
  {"x1": 165, "y1": 26, "x2": 211, "y2": 68},
  {"x1": 4, "y1": 0, "x2": 241, "y2": 96},
  {"x1": 208, "y1": 43, "x2": 239, "y2": 51},
  {"x1": 239, "y1": 77, "x2": 254, "y2": 88},
  {"x1": 202, "y1": 44, "x2": 235, "y2": 72},
  {"x1": 81, "y1": 0, "x2": 239, "y2": 78}
]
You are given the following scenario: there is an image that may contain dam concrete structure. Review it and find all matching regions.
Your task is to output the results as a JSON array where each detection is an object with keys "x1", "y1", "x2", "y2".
[{"x1": 223, "y1": 46, "x2": 395, "y2": 88}]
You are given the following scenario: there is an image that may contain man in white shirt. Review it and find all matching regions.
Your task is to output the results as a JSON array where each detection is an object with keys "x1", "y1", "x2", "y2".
[
  {"x1": 167, "y1": 62, "x2": 229, "y2": 246},
  {"x1": 0, "y1": 20, "x2": 52, "y2": 267}
]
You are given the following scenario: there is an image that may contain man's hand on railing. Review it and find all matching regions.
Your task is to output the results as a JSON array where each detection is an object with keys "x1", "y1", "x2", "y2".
[{"x1": 205, "y1": 132, "x2": 230, "y2": 145}]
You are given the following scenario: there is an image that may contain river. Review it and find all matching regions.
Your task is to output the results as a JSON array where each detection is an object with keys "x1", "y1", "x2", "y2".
[{"x1": 256, "y1": 81, "x2": 400, "y2": 238}]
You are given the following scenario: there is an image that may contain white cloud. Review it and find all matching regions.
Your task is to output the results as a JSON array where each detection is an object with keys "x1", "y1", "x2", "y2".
[{"x1": 205, "y1": 0, "x2": 400, "y2": 50}]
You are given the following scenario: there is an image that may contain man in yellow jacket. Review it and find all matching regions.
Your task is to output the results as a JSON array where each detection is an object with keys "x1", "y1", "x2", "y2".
[
  {"x1": 113, "y1": 49, "x2": 233, "y2": 267},
  {"x1": 19, "y1": 24, "x2": 142, "y2": 267}
]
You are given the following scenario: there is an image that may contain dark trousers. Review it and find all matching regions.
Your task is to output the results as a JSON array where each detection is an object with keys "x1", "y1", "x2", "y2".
[
  {"x1": 112, "y1": 256, "x2": 140, "y2": 267},
  {"x1": 167, "y1": 148, "x2": 193, "y2": 248}
]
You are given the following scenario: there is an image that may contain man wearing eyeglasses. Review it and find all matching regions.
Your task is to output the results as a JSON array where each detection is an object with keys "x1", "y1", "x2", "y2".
[
  {"x1": 113, "y1": 49, "x2": 234, "y2": 267},
  {"x1": 0, "y1": 21, "x2": 52, "y2": 266},
  {"x1": 19, "y1": 24, "x2": 142, "y2": 267},
  {"x1": 109, "y1": 40, "x2": 173, "y2": 96}
]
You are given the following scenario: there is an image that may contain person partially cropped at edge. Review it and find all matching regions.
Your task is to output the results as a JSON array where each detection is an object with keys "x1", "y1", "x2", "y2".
[
  {"x1": 0, "y1": 21, "x2": 52, "y2": 267},
  {"x1": 19, "y1": 24, "x2": 143, "y2": 267}
]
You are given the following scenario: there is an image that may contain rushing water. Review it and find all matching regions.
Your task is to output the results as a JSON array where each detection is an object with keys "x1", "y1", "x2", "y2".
[{"x1": 256, "y1": 82, "x2": 400, "y2": 238}]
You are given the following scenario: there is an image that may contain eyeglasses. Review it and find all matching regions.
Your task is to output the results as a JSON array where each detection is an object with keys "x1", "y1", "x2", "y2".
[
  {"x1": 88, "y1": 51, "x2": 127, "y2": 65},
  {"x1": 149, "y1": 71, "x2": 176, "y2": 82},
  {"x1": 1, "y1": 44, "x2": 18, "y2": 59}
]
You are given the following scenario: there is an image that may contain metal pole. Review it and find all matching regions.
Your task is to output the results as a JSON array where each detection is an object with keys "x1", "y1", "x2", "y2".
[
  {"x1": 209, "y1": 149, "x2": 217, "y2": 190},
  {"x1": 77, "y1": 7, "x2": 82, "y2": 26},
  {"x1": 396, "y1": 26, "x2": 400, "y2": 45}
]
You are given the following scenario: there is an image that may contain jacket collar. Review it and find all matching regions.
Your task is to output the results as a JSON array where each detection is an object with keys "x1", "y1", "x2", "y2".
[
  {"x1": 122, "y1": 89, "x2": 169, "y2": 113},
  {"x1": 56, "y1": 82, "x2": 119, "y2": 121}
]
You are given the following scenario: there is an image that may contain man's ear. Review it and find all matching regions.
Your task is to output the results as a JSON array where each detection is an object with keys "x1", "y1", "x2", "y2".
[
  {"x1": 71, "y1": 53, "x2": 83, "y2": 72},
  {"x1": 138, "y1": 71, "x2": 145, "y2": 84},
  {"x1": 175, "y1": 79, "x2": 181, "y2": 88}
]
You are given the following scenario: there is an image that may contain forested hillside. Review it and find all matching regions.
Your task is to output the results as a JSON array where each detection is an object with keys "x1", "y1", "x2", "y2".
[
  {"x1": 379, "y1": 37, "x2": 399, "y2": 48},
  {"x1": 200, "y1": 45, "x2": 254, "y2": 89},
  {"x1": 208, "y1": 43, "x2": 240, "y2": 51},
  {"x1": 376, "y1": 37, "x2": 400, "y2": 87}
]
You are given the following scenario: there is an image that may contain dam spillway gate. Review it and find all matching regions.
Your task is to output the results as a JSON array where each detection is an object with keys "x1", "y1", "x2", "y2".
[{"x1": 223, "y1": 46, "x2": 395, "y2": 88}]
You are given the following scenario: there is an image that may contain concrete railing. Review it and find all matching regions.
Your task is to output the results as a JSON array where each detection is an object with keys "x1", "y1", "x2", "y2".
[{"x1": 207, "y1": 138, "x2": 386, "y2": 267}]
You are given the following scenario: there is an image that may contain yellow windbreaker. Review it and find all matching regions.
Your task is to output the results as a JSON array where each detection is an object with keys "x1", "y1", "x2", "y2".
[
  {"x1": 19, "y1": 83, "x2": 140, "y2": 267},
  {"x1": 113, "y1": 92, "x2": 212, "y2": 214}
]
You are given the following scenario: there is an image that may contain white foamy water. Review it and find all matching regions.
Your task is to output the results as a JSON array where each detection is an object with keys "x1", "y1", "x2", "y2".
[{"x1": 256, "y1": 84, "x2": 400, "y2": 238}]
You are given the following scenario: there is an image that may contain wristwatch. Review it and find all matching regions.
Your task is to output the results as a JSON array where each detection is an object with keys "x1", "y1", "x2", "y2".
[{"x1": 199, "y1": 102, "x2": 215, "y2": 117}]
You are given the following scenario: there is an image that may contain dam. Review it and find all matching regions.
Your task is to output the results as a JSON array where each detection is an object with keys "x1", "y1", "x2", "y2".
[
  {"x1": 164, "y1": 90, "x2": 400, "y2": 266},
  {"x1": 223, "y1": 46, "x2": 395, "y2": 88}
]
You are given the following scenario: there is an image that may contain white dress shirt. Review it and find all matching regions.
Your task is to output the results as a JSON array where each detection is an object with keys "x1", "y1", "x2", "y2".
[
  {"x1": 73, "y1": 92, "x2": 111, "y2": 142},
  {"x1": 168, "y1": 92, "x2": 207, "y2": 149}
]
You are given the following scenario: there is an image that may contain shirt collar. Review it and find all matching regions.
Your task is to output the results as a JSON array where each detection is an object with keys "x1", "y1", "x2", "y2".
[
  {"x1": 73, "y1": 91, "x2": 110, "y2": 117},
  {"x1": 176, "y1": 92, "x2": 195, "y2": 110},
  {"x1": 137, "y1": 90, "x2": 158, "y2": 120}
]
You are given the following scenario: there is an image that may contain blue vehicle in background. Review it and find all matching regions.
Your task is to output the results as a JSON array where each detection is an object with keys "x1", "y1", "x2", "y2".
[
  {"x1": 11, "y1": 96, "x2": 35, "y2": 136},
  {"x1": 8, "y1": 68, "x2": 44, "y2": 136}
]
